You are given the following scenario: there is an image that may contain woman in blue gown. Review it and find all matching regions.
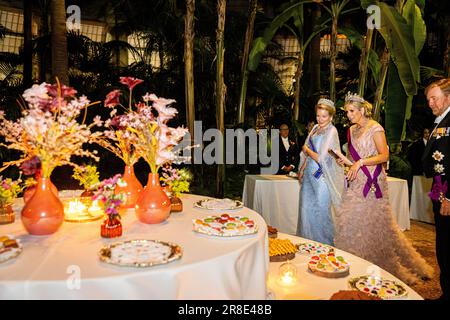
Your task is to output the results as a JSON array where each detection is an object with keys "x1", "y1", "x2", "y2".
[{"x1": 296, "y1": 99, "x2": 344, "y2": 245}]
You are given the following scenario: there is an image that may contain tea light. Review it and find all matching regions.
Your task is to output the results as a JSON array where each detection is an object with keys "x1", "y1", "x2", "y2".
[
  {"x1": 278, "y1": 262, "x2": 298, "y2": 287},
  {"x1": 63, "y1": 198, "x2": 103, "y2": 222}
]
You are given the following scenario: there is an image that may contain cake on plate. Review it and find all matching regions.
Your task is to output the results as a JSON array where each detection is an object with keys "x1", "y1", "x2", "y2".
[
  {"x1": 329, "y1": 290, "x2": 382, "y2": 300},
  {"x1": 0, "y1": 235, "x2": 22, "y2": 263},
  {"x1": 192, "y1": 214, "x2": 257, "y2": 237},
  {"x1": 296, "y1": 242, "x2": 332, "y2": 255},
  {"x1": 307, "y1": 249, "x2": 349, "y2": 278},
  {"x1": 267, "y1": 225, "x2": 278, "y2": 238},
  {"x1": 348, "y1": 275, "x2": 408, "y2": 299},
  {"x1": 269, "y1": 238, "x2": 297, "y2": 262}
]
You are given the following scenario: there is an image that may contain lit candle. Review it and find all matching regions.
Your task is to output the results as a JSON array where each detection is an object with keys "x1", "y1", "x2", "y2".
[
  {"x1": 278, "y1": 262, "x2": 298, "y2": 287},
  {"x1": 67, "y1": 199, "x2": 86, "y2": 216}
]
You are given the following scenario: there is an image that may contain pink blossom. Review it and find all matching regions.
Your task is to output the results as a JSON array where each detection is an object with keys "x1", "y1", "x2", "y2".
[
  {"x1": 22, "y1": 83, "x2": 51, "y2": 107},
  {"x1": 119, "y1": 77, "x2": 144, "y2": 90},
  {"x1": 104, "y1": 90, "x2": 122, "y2": 108},
  {"x1": 154, "y1": 103, "x2": 178, "y2": 123}
]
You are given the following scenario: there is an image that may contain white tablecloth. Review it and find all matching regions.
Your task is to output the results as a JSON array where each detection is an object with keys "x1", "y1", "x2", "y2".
[
  {"x1": 410, "y1": 175, "x2": 434, "y2": 224},
  {"x1": 0, "y1": 194, "x2": 269, "y2": 300},
  {"x1": 267, "y1": 233, "x2": 422, "y2": 300},
  {"x1": 242, "y1": 175, "x2": 410, "y2": 235}
]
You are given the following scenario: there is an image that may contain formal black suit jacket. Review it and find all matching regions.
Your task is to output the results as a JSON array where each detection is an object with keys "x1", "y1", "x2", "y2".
[
  {"x1": 277, "y1": 137, "x2": 300, "y2": 175},
  {"x1": 407, "y1": 138, "x2": 426, "y2": 176},
  {"x1": 422, "y1": 111, "x2": 450, "y2": 199}
]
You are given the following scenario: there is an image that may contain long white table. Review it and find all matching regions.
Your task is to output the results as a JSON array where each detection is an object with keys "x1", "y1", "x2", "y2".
[
  {"x1": 0, "y1": 193, "x2": 268, "y2": 300},
  {"x1": 267, "y1": 233, "x2": 422, "y2": 300},
  {"x1": 242, "y1": 175, "x2": 411, "y2": 235},
  {"x1": 410, "y1": 175, "x2": 434, "y2": 224}
]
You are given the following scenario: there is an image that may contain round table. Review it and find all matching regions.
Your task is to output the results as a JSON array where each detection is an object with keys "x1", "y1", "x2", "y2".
[
  {"x1": 267, "y1": 233, "x2": 423, "y2": 300},
  {"x1": 0, "y1": 193, "x2": 269, "y2": 300}
]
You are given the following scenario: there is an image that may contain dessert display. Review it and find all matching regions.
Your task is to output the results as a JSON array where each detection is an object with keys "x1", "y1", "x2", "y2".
[
  {"x1": 99, "y1": 239, "x2": 182, "y2": 267},
  {"x1": 192, "y1": 214, "x2": 257, "y2": 237},
  {"x1": 269, "y1": 238, "x2": 297, "y2": 262},
  {"x1": 0, "y1": 235, "x2": 22, "y2": 264},
  {"x1": 194, "y1": 198, "x2": 243, "y2": 210},
  {"x1": 307, "y1": 249, "x2": 350, "y2": 278},
  {"x1": 268, "y1": 225, "x2": 278, "y2": 238},
  {"x1": 296, "y1": 242, "x2": 332, "y2": 255},
  {"x1": 329, "y1": 290, "x2": 382, "y2": 300},
  {"x1": 348, "y1": 275, "x2": 408, "y2": 299}
]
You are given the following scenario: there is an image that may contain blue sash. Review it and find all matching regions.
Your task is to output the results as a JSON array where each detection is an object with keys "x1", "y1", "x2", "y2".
[{"x1": 309, "y1": 139, "x2": 323, "y2": 179}]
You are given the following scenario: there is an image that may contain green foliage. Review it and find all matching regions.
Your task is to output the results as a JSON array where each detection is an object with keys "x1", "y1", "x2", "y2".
[
  {"x1": 0, "y1": 176, "x2": 23, "y2": 206},
  {"x1": 72, "y1": 165, "x2": 100, "y2": 191},
  {"x1": 402, "y1": 0, "x2": 426, "y2": 56},
  {"x1": 376, "y1": 1, "x2": 420, "y2": 95}
]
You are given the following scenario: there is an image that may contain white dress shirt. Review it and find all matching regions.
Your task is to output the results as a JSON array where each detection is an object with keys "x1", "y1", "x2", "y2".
[{"x1": 281, "y1": 136, "x2": 290, "y2": 151}]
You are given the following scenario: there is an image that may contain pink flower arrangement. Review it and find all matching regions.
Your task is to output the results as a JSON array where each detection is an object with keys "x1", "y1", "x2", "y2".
[
  {"x1": 127, "y1": 93, "x2": 189, "y2": 173},
  {"x1": 92, "y1": 174, "x2": 124, "y2": 218},
  {"x1": 96, "y1": 77, "x2": 146, "y2": 166},
  {"x1": 0, "y1": 80, "x2": 103, "y2": 178},
  {"x1": 97, "y1": 77, "x2": 189, "y2": 171}
]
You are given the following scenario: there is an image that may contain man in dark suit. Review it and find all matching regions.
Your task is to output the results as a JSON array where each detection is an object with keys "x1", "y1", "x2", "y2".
[
  {"x1": 422, "y1": 78, "x2": 450, "y2": 300},
  {"x1": 407, "y1": 127, "x2": 430, "y2": 176},
  {"x1": 277, "y1": 123, "x2": 299, "y2": 175}
]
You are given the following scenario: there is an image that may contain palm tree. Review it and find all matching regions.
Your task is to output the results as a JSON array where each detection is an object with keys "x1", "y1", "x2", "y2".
[
  {"x1": 23, "y1": 0, "x2": 33, "y2": 88},
  {"x1": 248, "y1": 1, "x2": 330, "y2": 121},
  {"x1": 237, "y1": 0, "x2": 258, "y2": 125},
  {"x1": 184, "y1": 0, "x2": 196, "y2": 140},
  {"x1": 320, "y1": 0, "x2": 350, "y2": 102},
  {"x1": 50, "y1": 0, "x2": 69, "y2": 84},
  {"x1": 216, "y1": 0, "x2": 226, "y2": 197}
]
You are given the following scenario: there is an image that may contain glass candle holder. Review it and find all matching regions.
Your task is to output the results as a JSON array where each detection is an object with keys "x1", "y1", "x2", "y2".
[{"x1": 277, "y1": 262, "x2": 298, "y2": 287}]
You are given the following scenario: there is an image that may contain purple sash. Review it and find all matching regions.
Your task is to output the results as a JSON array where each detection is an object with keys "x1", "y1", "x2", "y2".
[
  {"x1": 429, "y1": 175, "x2": 448, "y2": 202},
  {"x1": 347, "y1": 129, "x2": 383, "y2": 198}
]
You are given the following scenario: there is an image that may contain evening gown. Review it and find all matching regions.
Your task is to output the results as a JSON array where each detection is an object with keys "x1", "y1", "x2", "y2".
[
  {"x1": 334, "y1": 122, "x2": 433, "y2": 284},
  {"x1": 297, "y1": 132, "x2": 335, "y2": 245}
]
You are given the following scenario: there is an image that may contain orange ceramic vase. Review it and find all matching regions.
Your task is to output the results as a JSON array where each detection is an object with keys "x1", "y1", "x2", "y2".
[
  {"x1": 135, "y1": 173, "x2": 171, "y2": 224},
  {"x1": 21, "y1": 177, "x2": 64, "y2": 235},
  {"x1": 115, "y1": 165, "x2": 143, "y2": 209},
  {"x1": 23, "y1": 178, "x2": 58, "y2": 203}
]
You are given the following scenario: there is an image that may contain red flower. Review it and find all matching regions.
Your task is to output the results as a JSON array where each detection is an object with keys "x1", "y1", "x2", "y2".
[
  {"x1": 119, "y1": 77, "x2": 144, "y2": 90},
  {"x1": 104, "y1": 90, "x2": 122, "y2": 108},
  {"x1": 21, "y1": 156, "x2": 42, "y2": 176},
  {"x1": 46, "y1": 84, "x2": 77, "y2": 98}
]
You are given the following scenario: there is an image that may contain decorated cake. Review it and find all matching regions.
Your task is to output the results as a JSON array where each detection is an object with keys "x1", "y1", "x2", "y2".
[
  {"x1": 267, "y1": 225, "x2": 278, "y2": 238},
  {"x1": 348, "y1": 275, "x2": 408, "y2": 299},
  {"x1": 0, "y1": 235, "x2": 22, "y2": 263},
  {"x1": 269, "y1": 238, "x2": 297, "y2": 262},
  {"x1": 329, "y1": 290, "x2": 382, "y2": 300},
  {"x1": 296, "y1": 242, "x2": 332, "y2": 255},
  {"x1": 192, "y1": 214, "x2": 257, "y2": 237},
  {"x1": 307, "y1": 250, "x2": 349, "y2": 278}
]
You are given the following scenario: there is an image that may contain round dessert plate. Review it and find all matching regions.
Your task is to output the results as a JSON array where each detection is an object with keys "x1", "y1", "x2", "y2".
[
  {"x1": 0, "y1": 236, "x2": 22, "y2": 264},
  {"x1": 348, "y1": 275, "x2": 408, "y2": 299},
  {"x1": 194, "y1": 198, "x2": 243, "y2": 210},
  {"x1": 296, "y1": 242, "x2": 332, "y2": 255},
  {"x1": 99, "y1": 239, "x2": 182, "y2": 267},
  {"x1": 193, "y1": 214, "x2": 257, "y2": 237}
]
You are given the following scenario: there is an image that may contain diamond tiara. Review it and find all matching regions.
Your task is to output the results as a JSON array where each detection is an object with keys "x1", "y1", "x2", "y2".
[
  {"x1": 317, "y1": 98, "x2": 335, "y2": 109},
  {"x1": 345, "y1": 92, "x2": 365, "y2": 103}
]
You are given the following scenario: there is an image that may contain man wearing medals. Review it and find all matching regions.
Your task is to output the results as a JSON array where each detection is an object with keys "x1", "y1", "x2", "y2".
[{"x1": 422, "y1": 78, "x2": 450, "y2": 300}]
